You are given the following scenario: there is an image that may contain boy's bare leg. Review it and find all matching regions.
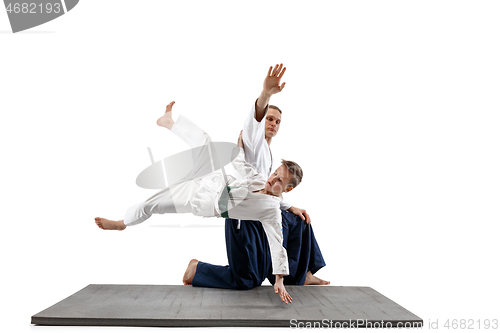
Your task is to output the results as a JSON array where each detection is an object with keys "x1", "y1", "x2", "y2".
[
  {"x1": 182, "y1": 259, "x2": 199, "y2": 285},
  {"x1": 156, "y1": 101, "x2": 176, "y2": 129},
  {"x1": 94, "y1": 102, "x2": 176, "y2": 232},
  {"x1": 304, "y1": 271, "x2": 330, "y2": 285},
  {"x1": 95, "y1": 217, "x2": 126, "y2": 231}
]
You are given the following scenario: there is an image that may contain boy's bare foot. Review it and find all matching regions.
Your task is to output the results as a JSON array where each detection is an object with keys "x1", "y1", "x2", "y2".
[
  {"x1": 156, "y1": 101, "x2": 175, "y2": 130},
  {"x1": 304, "y1": 271, "x2": 330, "y2": 285},
  {"x1": 182, "y1": 259, "x2": 198, "y2": 285},
  {"x1": 95, "y1": 217, "x2": 126, "y2": 231}
]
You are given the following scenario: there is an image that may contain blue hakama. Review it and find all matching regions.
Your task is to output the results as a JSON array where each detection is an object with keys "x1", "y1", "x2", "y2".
[{"x1": 192, "y1": 210, "x2": 326, "y2": 289}]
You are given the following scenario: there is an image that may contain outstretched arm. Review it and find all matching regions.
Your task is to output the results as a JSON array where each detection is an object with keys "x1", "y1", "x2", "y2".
[
  {"x1": 261, "y1": 216, "x2": 293, "y2": 304},
  {"x1": 274, "y1": 274, "x2": 292, "y2": 304},
  {"x1": 255, "y1": 64, "x2": 287, "y2": 122}
]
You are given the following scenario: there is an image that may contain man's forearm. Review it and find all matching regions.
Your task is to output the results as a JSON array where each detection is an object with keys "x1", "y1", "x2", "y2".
[
  {"x1": 255, "y1": 63, "x2": 286, "y2": 121},
  {"x1": 255, "y1": 90, "x2": 272, "y2": 122}
]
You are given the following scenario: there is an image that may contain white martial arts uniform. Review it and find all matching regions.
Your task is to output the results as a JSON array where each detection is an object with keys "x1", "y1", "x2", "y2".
[
  {"x1": 123, "y1": 115, "x2": 289, "y2": 275},
  {"x1": 242, "y1": 101, "x2": 292, "y2": 210}
]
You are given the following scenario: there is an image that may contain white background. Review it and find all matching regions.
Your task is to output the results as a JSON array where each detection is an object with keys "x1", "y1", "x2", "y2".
[{"x1": 1, "y1": 1, "x2": 499, "y2": 332}]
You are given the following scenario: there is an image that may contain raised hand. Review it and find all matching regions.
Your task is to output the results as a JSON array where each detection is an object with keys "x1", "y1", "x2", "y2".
[
  {"x1": 263, "y1": 63, "x2": 286, "y2": 96},
  {"x1": 255, "y1": 63, "x2": 287, "y2": 121}
]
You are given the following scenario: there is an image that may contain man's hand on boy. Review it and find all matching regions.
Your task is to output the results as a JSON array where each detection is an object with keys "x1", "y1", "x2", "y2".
[
  {"x1": 237, "y1": 130, "x2": 244, "y2": 148},
  {"x1": 288, "y1": 206, "x2": 311, "y2": 224}
]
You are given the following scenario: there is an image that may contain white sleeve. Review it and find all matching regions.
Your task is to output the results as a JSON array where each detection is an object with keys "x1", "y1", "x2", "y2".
[
  {"x1": 242, "y1": 100, "x2": 268, "y2": 154},
  {"x1": 260, "y1": 215, "x2": 289, "y2": 276},
  {"x1": 279, "y1": 197, "x2": 292, "y2": 211},
  {"x1": 241, "y1": 100, "x2": 273, "y2": 179},
  {"x1": 231, "y1": 148, "x2": 261, "y2": 180}
]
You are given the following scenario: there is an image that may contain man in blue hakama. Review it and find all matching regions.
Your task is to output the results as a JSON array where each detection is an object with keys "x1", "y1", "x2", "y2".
[{"x1": 188, "y1": 64, "x2": 329, "y2": 289}]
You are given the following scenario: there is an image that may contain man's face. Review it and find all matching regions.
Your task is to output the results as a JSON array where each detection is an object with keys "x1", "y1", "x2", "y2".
[
  {"x1": 265, "y1": 165, "x2": 293, "y2": 196},
  {"x1": 265, "y1": 108, "x2": 281, "y2": 139}
]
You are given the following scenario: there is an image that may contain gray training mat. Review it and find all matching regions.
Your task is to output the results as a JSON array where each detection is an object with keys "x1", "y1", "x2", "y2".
[{"x1": 31, "y1": 284, "x2": 423, "y2": 328}]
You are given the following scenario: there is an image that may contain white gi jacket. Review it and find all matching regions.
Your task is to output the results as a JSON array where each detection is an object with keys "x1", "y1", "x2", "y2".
[
  {"x1": 242, "y1": 101, "x2": 292, "y2": 210},
  {"x1": 214, "y1": 147, "x2": 289, "y2": 276},
  {"x1": 124, "y1": 115, "x2": 290, "y2": 275}
]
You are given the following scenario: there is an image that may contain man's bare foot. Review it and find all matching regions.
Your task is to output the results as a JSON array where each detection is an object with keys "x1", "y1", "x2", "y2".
[
  {"x1": 95, "y1": 217, "x2": 126, "y2": 231},
  {"x1": 157, "y1": 101, "x2": 175, "y2": 130},
  {"x1": 304, "y1": 271, "x2": 330, "y2": 285},
  {"x1": 182, "y1": 259, "x2": 198, "y2": 285}
]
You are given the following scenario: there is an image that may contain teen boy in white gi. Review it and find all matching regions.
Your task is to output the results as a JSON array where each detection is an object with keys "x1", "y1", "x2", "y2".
[{"x1": 95, "y1": 101, "x2": 302, "y2": 304}]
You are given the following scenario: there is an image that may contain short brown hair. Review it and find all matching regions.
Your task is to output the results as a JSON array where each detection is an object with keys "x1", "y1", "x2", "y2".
[
  {"x1": 269, "y1": 105, "x2": 282, "y2": 114},
  {"x1": 281, "y1": 159, "x2": 303, "y2": 189}
]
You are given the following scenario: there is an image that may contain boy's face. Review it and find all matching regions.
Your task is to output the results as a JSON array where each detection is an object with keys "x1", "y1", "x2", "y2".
[
  {"x1": 265, "y1": 165, "x2": 293, "y2": 196},
  {"x1": 264, "y1": 108, "x2": 281, "y2": 139}
]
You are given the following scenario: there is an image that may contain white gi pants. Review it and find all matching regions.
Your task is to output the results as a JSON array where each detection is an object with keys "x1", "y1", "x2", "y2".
[{"x1": 123, "y1": 116, "x2": 224, "y2": 226}]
